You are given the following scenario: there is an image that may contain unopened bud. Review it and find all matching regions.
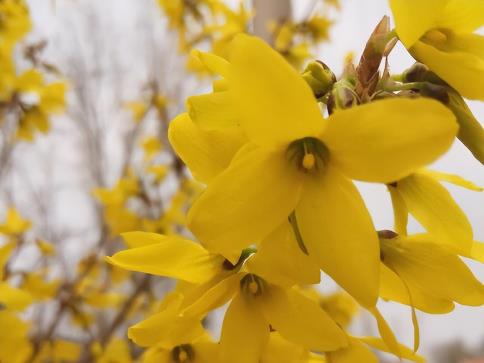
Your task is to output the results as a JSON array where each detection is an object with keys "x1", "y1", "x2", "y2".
[
  {"x1": 327, "y1": 79, "x2": 358, "y2": 114},
  {"x1": 302, "y1": 61, "x2": 336, "y2": 98},
  {"x1": 402, "y1": 63, "x2": 446, "y2": 85}
]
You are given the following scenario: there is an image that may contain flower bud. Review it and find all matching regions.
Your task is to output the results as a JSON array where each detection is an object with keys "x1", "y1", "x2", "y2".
[
  {"x1": 327, "y1": 79, "x2": 358, "y2": 114},
  {"x1": 302, "y1": 61, "x2": 336, "y2": 98},
  {"x1": 402, "y1": 63, "x2": 446, "y2": 85}
]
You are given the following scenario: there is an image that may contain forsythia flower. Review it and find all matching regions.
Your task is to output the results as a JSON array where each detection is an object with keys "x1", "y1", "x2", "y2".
[
  {"x1": 388, "y1": 169, "x2": 481, "y2": 255},
  {"x1": 175, "y1": 34, "x2": 458, "y2": 309},
  {"x1": 390, "y1": 0, "x2": 484, "y2": 100},
  {"x1": 379, "y1": 232, "x2": 484, "y2": 314},
  {"x1": 0, "y1": 207, "x2": 31, "y2": 236}
]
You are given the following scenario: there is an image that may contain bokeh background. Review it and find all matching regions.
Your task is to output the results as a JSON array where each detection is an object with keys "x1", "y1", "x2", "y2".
[{"x1": 5, "y1": 0, "x2": 483, "y2": 361}]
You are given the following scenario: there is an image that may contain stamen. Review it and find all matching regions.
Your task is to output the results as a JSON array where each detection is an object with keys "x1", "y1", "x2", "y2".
[
  {"x1": 178, "y1": 351, "x2": 188, "y2": 362},
  {"x1": 248, "y1": 280, "x2": 259, "y2": 295},
  {"x1": 302, "y1": 153, "x2": 316, "y2": 170},
  {"x1": 240, "y1": 274, "x2": 266, "y2": 297}
]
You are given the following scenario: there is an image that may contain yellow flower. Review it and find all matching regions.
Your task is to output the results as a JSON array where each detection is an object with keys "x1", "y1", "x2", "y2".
[
  {"x1": 0, "y1": 207, "x2": 31, "y2": 236},
  {"x1": 13, "y1": 70, "x2": 66, "y2": 141},
  {"x1": 180, "y1": 34, "x2": 457, "y2": 308},
  {"x1": 140, "y1": 332, "x2": 218, "y2": 363},
  {"x1": 93, "y1": 176, "x2": 139, "y2": 207},
  {"x1": 388, "y1": 169, "x2": 481, "y2": 255},
  {"x1": 390, "y1": 0, "x2": 484, "y2": 99},
  {"x1": 0, "y1": 0, "x2": 31, "y2": 45},
  {"x1": 141, "y1": 136, "x2": 163, "y2": 162},
  {"x1": 34, "y1": 340, "x2": 80, "y2": 363},
  {"x1": 319, "y1": 291, "x2": 358, "y2": 329},
  {"x1": 93, "y1": 338, "x2": 132, "y2": 363},
  {"x1": 325, "y1": 336, "x2": 425, "y2": 363},
  {"x1": 128, "y1": 291, "x2": 206, "y2": 348},
  {"x1": 182, "y1": 270, "x2": 347, "y2": 362},
  {"x1": 21, "y1": 272, "x2": 60, "y2": 300},
  {"x1": 35, "y1": 239, "x2": 56, "y2": 256},
  {"x1": 147, "y1": 164, "x2": 168, "y2": 183},
  {"x1": 0, "y1": 282, "x2": 33, "y2": 311},
  {"x1": 0, "y1": 311, "x2": 32, "y2": 363},
  {"x1": 259, "y1": 332, "x2": 311, "y2": 363},
  {"x1": 106, "y1": 232, "x2": 227, "y2": 285},
  {"x1": 126, "y1": 101, "x2": 148, "y2": 123},
  {"x1": 379, "y1": 232, "x2": 484, "y2": 314},
  {"x1": 184, "y1": 50, "x2": 240, "y2": 130}
]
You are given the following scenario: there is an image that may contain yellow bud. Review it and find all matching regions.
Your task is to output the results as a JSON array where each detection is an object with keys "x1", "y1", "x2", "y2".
[{"x1": 302, "y1": 153, "x2": 316, "y2": 170}]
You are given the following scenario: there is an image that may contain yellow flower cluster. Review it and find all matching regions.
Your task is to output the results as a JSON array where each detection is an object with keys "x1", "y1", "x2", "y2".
[
  {"x1": 157, "y1": 0, "x2": 251, "y2": 58},
  {"x1": 157, "y1": 0, "x2": 337, "y2": 75},
  {"x1": 107, "y1": 2, "x2": 484, "y2": 362},
  {"x1": 269, "y1": 0, "x2": 340, "y2": 69},
  {"x1": 0, "y1": 0, "x2": 66, "y2": 142}
]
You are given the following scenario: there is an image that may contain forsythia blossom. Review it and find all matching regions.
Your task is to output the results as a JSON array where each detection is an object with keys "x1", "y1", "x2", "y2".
[{"x1": 107, "y1": 3, "x2": 483, "y2": 362}]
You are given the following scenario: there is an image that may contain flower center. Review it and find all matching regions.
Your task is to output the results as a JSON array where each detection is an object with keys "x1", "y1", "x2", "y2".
[
  {"x1": 286, "y1": 137, "x2": 329, "y2": 173},
  {"x1": 302, "y1": 153, "x2": 316, "y2": 170},
  {"x1": 171, "y1": 344, "x2": 194, "y2": 363},
  {"x1": 240, "y1": 273, "x2": 266, "y2": 297}
]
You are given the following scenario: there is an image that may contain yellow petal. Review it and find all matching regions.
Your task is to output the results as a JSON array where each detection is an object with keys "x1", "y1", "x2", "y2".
[
  {"x1": 0, "y1": 242, "x2": 15, "y2": 277},
  {"x1": 140, "y1": 347, "x2": 170, "y2": 363},
  {"x1": 327, "y1": 338, "x2": 378, "y2": 363},
  {"x1": 106, "y1": 236, "x2": 221, "y2": 284},
  {"x1": 322, "y1": 98, "x2": 457, "y2": 183},
  {"x1": 191, "y1": 49, "x2": 230, "y2": 78},
  {"x1": 468, "y1": 240, "x2": 484, "y2": 263},
  {"x1": 257, "y1": 286, "x2": 348, "y2": 352},
  {"x1": 128, "y1": 311, "x2": 205, "y2": 348},
  {"x1": 229, "y1": 34, "x2": 324, "y2": 148},
  {"x1": 182, "y1": 273, "x2": 242, "y2": 317},
  {"x1": 260, "y1": 332, "x2": 309, "y2": 363},
  {"x1": 397, "y1": 173, "x2": 473, "y2": 254},
  {"x1": 168, "y1": 113, "x2": 247, "y2": 184},
  {"x1": 421, "y1": 169, "x2": 482, "y2": 191},
  {"x1": 368, "y1": 307, "x2": 401, "y2": 358},
  {"x1": 188, "y1": 146, "x2": 302, "y2": 263},
  {"x1": 192, "y1": 341, "x2": 219, "y2": 363},
  {"x1": 360, "y1": 337, "x2": 426, "y2": 363},
  {"x1": 380, "y1": 263, "x2": 454, "y2": 314},
  {"x1": 438, "y1": 0, "x2": 484, "y2": 33},
  {"x1": 411, "y1": 39, "x2": 484, "y2": 100},
  {"x1": 296, "y1": 167, "x2": 380, "y2": 308},
  {"x1": 389, "y1": 0, "x2": 446, "y2": 47},
  {"x1": 0, "y1": 283, "x2": 33, "y2": 311},
  {"x1": 40, "y1": 82, "x2": 66, "y2": 114},
  {"x1": 387, "y1": 185, "x2": 408, "y2": 236},
  {"x1": 381, "y1": 235, "x2": 484, "y2": 307},
  {"x1": 219, "y1": 293, "x2": 269, "y2": 363},
  {"x1": 246, "y1": 223, "x2": 320, "y2": 288},
  {"x1": 0, "y1": 311, "x2": 32, "y2": 363},
  {"x1": 187, "y1": 91, "x2": 239, "y2": 129},
  {"x1": 121, "y1": 231, "x2": 170, "y2": 248}
]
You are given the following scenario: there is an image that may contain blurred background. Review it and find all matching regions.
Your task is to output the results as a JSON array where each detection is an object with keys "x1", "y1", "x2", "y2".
[{"x1": 1, "y1": 0, "x2": 482, "y2": 361}]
